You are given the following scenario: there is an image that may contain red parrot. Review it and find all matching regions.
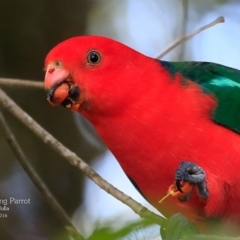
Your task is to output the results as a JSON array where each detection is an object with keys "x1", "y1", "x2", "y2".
[{"x1": 44, "y1": 36, "x2": 240, "y2": 238}]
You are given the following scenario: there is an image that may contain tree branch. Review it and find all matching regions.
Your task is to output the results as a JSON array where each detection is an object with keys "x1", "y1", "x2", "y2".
[
  {"x1": 0, "y1": 110, "x2": 84, "y2": 240},
  {"x1": 0, "y1": 78, "x2": 44, "y2": 89},
  {"x1": 156, "y1": 16, "x2": 225, "y2": 59},
  {"x1": 0, "y1": 88, "x2": 167, "y2": 227}
]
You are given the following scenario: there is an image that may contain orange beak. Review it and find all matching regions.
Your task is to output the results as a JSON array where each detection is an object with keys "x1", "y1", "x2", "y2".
[
  {"x1": 44, "y1": 65, "x2": 81, "y2": 110},
  {"x1": 44, "y1": 65, "x2": 71, "y2": 106}
]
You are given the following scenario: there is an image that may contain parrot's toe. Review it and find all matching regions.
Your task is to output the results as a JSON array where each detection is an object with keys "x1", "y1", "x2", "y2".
[
  {"x1": 176, "y1": 161, "x2": 208, "y2": 200},
  {"x1": 160, "y1": 213, "x2": 198, "y2": 240}
]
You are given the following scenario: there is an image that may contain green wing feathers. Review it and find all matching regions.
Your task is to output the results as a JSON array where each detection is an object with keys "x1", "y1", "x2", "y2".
[{"x1": 160, "y1": 60, "x2": 240, "y2": 133}]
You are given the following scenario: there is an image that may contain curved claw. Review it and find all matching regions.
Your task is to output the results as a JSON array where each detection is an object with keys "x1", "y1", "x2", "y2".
[{"x1": 176, "y1": 179, "x2": 184, "y2": 193}]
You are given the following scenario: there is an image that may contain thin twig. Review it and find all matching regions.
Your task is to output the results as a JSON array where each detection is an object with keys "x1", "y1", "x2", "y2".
[
  {"x1": 156, "y1": 16, "x2": 225, "y2": 59},
  {"x1": 0, "y1": 111, "x2": 84, "y2": 240},
  {"x1": 0, "y1": 78, "x2": 44, "y2": 89},
  {"x1": 0, "y1": 88, "x2": 167, "y2": 227},
  {"x1": 178, "y1": 0, "x2": 189, "y2": 59}
]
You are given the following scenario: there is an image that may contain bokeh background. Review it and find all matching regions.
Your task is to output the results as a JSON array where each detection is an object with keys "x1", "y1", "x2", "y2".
[{"x1": 0, "y1": 0, "x2": 240, "y2": 239}]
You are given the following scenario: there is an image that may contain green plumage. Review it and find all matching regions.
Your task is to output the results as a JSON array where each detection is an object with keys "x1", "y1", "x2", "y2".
[{"x1": 160, "y1": 61, "x2": 240, "y2": 133}]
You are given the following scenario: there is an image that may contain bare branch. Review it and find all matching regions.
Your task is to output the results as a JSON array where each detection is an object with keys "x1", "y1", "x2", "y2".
[
  {"x1": 0, "y1": 78, "x2": 44, "y2": 89},
  {"x1": 0, "y1": 88, "x2": 167, "y2": 227},
  {"x1": 0, "y1": 111, "x2": 84, "y2": 240},
  {"x1": 156, "y1": 16, "x2": 225, "y2": 59}
]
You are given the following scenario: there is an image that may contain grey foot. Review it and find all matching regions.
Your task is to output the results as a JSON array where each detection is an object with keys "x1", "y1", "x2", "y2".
[{"x1": 175, "y1": 161, "x2": 208, "y2": 201}]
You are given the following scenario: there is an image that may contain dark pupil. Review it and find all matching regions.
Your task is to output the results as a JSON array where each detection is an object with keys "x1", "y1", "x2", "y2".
[{"x1": 90, "y1": 52, "x2": 99, "y2": 63}]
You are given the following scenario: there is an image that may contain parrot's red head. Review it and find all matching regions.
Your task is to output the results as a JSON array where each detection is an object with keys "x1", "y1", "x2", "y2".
[{"x1": 44, "y1": 36, "x2": 153, "y2": 116}]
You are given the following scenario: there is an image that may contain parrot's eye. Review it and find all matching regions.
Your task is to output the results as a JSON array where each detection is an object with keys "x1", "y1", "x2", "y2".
[
  {"x1": 87, "y1": 51, "x2": 101, "y2": 64},
  {"x1": 53, "y1": 60, "x2": 62, "y2": 68}
]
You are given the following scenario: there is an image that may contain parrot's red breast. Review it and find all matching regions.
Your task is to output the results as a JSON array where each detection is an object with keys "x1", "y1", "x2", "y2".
[{"x1": 44, "y1": 36, "x2": 240, "y2": 235}]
